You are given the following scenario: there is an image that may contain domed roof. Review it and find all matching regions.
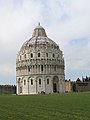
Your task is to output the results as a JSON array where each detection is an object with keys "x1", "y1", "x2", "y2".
[
  {"x1": 32, "y1": 23, "x2": 47, "y2": 37},
  {"x1": 32, "y1": 22, "x2": 47, "y2": 37},
  {"x1": 20, "y1": 23, "x2": 59, "y2": 53}
]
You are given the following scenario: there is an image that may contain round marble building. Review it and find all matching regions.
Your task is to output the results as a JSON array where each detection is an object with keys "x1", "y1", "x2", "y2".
[{"x1": 16, "y1": 23, "x2": 65, "y2": 95}]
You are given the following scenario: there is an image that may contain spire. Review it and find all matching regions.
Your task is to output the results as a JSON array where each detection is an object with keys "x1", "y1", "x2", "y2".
[
  {"x1": 38, "y1": 22, "x2": 40, "y2": 26},
  {"x1": 32, "y1": 23, "x2": 47, "y2": 37}
]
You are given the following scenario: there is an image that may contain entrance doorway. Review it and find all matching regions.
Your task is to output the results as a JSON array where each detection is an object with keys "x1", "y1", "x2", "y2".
[
  {"x1": 53, "y1": 76, "x2": 59, "y2": 93},
  {"x1": 53, "y1": 83, "x2": 57, "y2": 92}
]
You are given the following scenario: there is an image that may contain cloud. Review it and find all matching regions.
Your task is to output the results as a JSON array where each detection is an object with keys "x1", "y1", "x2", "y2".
[
  {"x1": 0, "y1": 0, "x2": 90, "y2": 84},
  {"x1": 0, "y1": 64, "x2": 15, "y2": 76}
]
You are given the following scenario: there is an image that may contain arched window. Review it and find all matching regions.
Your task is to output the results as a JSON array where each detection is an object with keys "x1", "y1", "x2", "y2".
[
  {"x1": 24, "y1": 80, "x2": 26, "y2": 85},
  {"x1": 24, "y1": 54, "x2": 26, "y2": 58},
  {"x1": 18, "y1": 78, "x2": 21, "y2": 83},
  {"x1": 53, "y1": 53, "x2": 55, "y2": 58},
  {"x1": 28, "y1": 66, "x2": 30, "y2": 72},
  {"x1": 54, "y1": 65, "x2": 56, "y2": 71},
  {"x1": 31, "y1": 79, "x2": 33, "y2": 85},
  {"x1": 31, "y1": 53, "x2": 33, "y2": 58},
  {"x1": 51, "y1": 44, "x2": 53, "y2": 48},
  {"x1": 38, "y1": 53, "x2": 40, "y2": 57},
  {"x1": 41, "y1": 65, "x2": 43, "y2": 71},
  {"x1": 47, "y1": 79, "x2": 49, "y2": 84},
  {"x1": 39, "y1": 79, "x2": 41, "y2": 85},
  {"x1": 46, "y1": 53, "x2": 48, "y2": 57},
  {"x1": 20, "y1": 55, "x2": 21, "y2": 60}
]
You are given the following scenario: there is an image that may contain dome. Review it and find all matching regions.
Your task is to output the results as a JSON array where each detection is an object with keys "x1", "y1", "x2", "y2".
[{"x1": 19, "y1": 23, "x2": 59, "y2": 54}]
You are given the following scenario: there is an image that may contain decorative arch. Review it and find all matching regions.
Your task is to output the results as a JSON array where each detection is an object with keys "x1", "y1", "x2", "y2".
[
  {"x1": 28, "y1": 76, "x2": 34, "y2": 85},
  {"x1": 45, "y1": 76, "x2": 51, "y2": 85},
  {"x1": 17, "y1": 77, "x2": 23, "y2": 85},
  {"x1": 36, "y1": 76, "x2": 43, "y2": 93},
  {"x1": 18, "y1": 78, "x2": 21, "y2": 83},
  {"x1": 36, "y1": 76, "x2": 43, "y2": 81},
  {"x1": 22, "y1": 76, "x2": 27, "y2": 85},
  {"x1": 45, "y1": 76, "x2": 51, "y2": 79}
]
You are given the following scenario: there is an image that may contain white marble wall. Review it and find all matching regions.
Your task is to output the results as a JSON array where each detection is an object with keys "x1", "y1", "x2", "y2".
[{"x1": 16, "y1": 74, "x2": 65, "y2": 95}]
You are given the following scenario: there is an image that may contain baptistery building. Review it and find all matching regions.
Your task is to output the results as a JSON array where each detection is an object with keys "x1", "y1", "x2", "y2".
[{"x1": 16, "y1": 23, "x2": 65, "y2": 95}]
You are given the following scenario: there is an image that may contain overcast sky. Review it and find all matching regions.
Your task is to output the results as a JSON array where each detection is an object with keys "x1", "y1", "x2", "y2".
[{"x1": 0, "y1": 0, "x2": 90, "y2": 85}]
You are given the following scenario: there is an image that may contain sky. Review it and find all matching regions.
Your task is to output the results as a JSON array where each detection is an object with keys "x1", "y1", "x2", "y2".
[{"x1": 0, "y1": 0, "x2": 90, "y2": 85}]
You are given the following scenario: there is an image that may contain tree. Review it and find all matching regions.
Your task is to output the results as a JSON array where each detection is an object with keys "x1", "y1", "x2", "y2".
[
  {"x1": 85, "y1": 76, "x2": 89, "y2": 82},
  {"x1": 76, "y1": 78, "x2": 81, "y2": 82}
]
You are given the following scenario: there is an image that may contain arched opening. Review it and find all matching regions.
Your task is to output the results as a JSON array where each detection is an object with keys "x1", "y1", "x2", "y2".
[
  {"x1": 39, "y1": 79, "x2": 41, "y2": 85},
  {"x1": 46, "y1": 53, "x2": 48, "y2": 57},
  {"x1": 53, "y1": 76, "x2": 59, "y2": 93},
  {"x1": 24, "y1": 80, "x2": 26, "y2": 85},
  {"x1": 53, "y1": 53, "x2": 55, "y2": 58},
  {"x1": 24, "y1": 54, "x2": 26, "y2": 59},
  {"x1": 41, "y1": 65, "x2": 43, "y2": 71},
  {"x1": 38, "y1": 53, "x2": 40, "y2": 57},
  {"x1": 47, "y1": 78, "x2": 49, "y2": 84},
  {"x1": 31, "y1": 53, "x2": 33, "y2": 58},
  {"x1": 31, "y1": 79, "x2": 33, "y2": 85}
]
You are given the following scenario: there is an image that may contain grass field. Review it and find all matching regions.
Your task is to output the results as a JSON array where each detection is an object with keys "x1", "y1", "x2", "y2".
[{"x1": 0, "y1": 93, "x2": 90, "y2": 120}]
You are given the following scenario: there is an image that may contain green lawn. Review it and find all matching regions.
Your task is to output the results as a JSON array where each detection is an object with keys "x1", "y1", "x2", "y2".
[{"x1": 0, "y1": 93, "x2": 90, "y2": 120}]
